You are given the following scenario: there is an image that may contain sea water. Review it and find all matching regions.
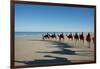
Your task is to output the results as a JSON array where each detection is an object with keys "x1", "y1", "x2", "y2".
[{"x1": 15, "y1": 32, "x2": 94, "y2": 37}]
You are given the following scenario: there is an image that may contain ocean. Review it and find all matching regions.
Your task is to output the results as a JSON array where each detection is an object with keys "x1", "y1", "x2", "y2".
[
  {"x1": 15, "y1": 32, "x2": 94, "y2": 37},
  {"x1": 15, "y1": 32, "x2": 68, "y2": 36}
]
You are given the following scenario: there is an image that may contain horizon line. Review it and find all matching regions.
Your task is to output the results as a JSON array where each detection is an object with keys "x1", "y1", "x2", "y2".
[{"x1": 15, "y1": 31, "x2": 94, "y2": 32}]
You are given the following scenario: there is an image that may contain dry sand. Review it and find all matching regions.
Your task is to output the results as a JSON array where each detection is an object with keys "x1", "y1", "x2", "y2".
[{"x1": 15, "y1": 35, "x2": 95, "y2": 66}]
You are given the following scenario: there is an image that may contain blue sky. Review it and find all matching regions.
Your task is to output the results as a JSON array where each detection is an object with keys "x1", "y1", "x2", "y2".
[{"x1": 15, "y1": 4, "x2": 95, "y2": 32}]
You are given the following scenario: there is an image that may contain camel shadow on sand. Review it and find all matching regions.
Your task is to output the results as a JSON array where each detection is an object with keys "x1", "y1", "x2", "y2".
[
  {"x1": 37, "y1": 48, "x2": 76, "y2": 55},
  {"x1": 32, "y1": 39, "x2": 77, "y2": 55},
  {"x1": 30, "y1": 39, "x2": 73, "y2": 48},
  {"x1": 15, "y1": 55, "x2": 71, "y2": 65}
]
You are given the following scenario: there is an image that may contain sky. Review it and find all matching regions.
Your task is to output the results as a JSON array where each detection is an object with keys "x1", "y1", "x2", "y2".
[{"x1": 15, "y1": 3, "x2": 95, "y2": 32}]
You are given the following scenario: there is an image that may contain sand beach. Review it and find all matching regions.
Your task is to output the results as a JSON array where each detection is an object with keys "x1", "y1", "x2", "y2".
[{"x1": 15, "y1": 33, "x2": 95, "y2": 67}]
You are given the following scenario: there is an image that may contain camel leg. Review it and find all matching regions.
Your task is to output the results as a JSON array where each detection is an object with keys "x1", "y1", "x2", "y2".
[
  {"x1": 75, "y1": 40, "x2": 77, "y2": 47},
  {"x1": 42, "y1": 37, "x2": 44, "y2": 40},
  {"x1": 76, "y1": 40, "x2": 78, "y2": 47},
  {"x1": 59, "y1": 37, "x2": 61, "y2": 41},
  {"x1": 93, "y1": 40, "x2": 94, "y2": 45},
  {"x1": 88, "y1": 42, "x2": 91, "y2": 48},
  {"x1": 48, "y1": 37, "x2": 50, "y2": 40},
  {"x1": 74, "y1": 40, "x2": 76, "y2": 47},
  {"x1": 80, "y1": 40, "x2": 84, "y2": 46},
  {"x1": 62, "y1": 38, "x2": 64, "y2": 41},
  {"x1": 76, "y1": 39, "x2": 79, "y2": 47},
  {"x1": 55, "y1": 37, "x2": 57, "y2": 40},
  {"x1": 72, "y1": 38, "x2": 74, "y2": 46},
  {"x1": 83, "y1": 40, "x2": 84, "y2": 46},
  {"x1": 79, "y1": 40, "x2": 81, "y2": 47}
]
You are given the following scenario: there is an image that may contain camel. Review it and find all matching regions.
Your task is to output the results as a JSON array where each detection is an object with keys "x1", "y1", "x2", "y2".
[
  {"x1": 57, "y1": 33, "x2": 64, "y2": 41},
  {"x1": 42, "y1": 33, "x2": 50, "y2": 40},
  {"x1": 50, "y1": 33, "x2": 57, "y2": 40},
  {"x1": 86, "y1": 33, "x2": 91, "y2": 48},
  {"x1": 66, "y1": 33, "x2": 73, "y2": 40},
  {"x1": 73, "y1": 32, "x2": 79, "y2": 46},
  {"x1": 79, "y1": 32, "x2": 84, "y2": 44}
]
